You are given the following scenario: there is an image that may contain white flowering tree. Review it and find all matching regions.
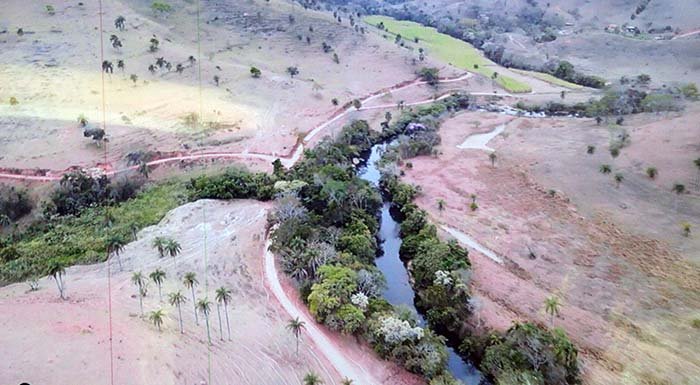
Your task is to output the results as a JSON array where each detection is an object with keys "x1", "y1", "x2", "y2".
[{"x1": 378, "y1": 316, "x2": 424, "y2": 345}]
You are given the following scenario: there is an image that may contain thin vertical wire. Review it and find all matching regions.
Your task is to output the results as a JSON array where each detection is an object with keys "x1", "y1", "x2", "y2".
[
  {"x1": 194, "y1": 0, "x2": 211, "y2": 383},
  {"x1": 97, "y1": 1, "x2": 115, "y2": 385}
]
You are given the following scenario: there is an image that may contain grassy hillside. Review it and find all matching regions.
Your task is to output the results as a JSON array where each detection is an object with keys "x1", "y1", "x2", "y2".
[{"x1": 363, "y1": 15, "x2": 532, "y2": 93}]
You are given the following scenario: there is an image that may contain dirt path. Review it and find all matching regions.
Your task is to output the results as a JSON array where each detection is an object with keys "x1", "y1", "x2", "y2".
[
  {"x1": 0, "y1": 73, "x2": 472, "y2": 182},
  {"x1": 263, "y1": 236, "x2": 383, "y2": 385},
  {"x1": 672, "y1": 28, "x2": 700, "y2": 39}
]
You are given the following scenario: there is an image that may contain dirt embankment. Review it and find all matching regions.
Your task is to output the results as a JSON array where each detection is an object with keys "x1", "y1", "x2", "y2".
[{"x1": 400, "y1": 110, "x2": 700, "y2": 385}]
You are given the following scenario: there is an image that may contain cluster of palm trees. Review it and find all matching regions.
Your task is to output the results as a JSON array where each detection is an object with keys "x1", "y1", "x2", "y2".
[{"x1": 130, "y1": 268, "x2": 234, "y2": 345}]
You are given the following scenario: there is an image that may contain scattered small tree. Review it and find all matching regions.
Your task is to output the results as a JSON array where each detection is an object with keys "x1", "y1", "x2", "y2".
[
  {"x1": 46, "y1": 5, "x2": 55, "y2": 15},
  {"x1": 681, "y1": 222, "x2": 691, "y2": 237},
  {"x1": 149, "y1": 309, "x2": 165, "y2": 332},
  {"x1": 149, "y1": 37, "x2": 160, "y2": 52},
  {"x1": 250, "y1": 66, "x2": 261, "y2": 78},
  {"x1": 303, "y1": 372, "x2": 323, "y2": 385},
  {"x1": 418, "y1": 67, "x2": 440, "y2": 87},
  {"x1": 115, "y1": 16, "x2": 126, "y2": 31},
  {"x1": 599, "y1": 164, "x2": 612, "y2": 174},
  {"x1": 130, "y1": 74, "x2": 138, "y2": 84},
  {"x1": 286, "y1": 66, "x2": 299, "y2": 78},
  {"x1": 213, "y1": 75, "x2": 220, "y2": 86},
  {"x1": 131, "y1": 271, "x2": 147, "y2": 316},
  {"x1": 614, "y1": 173, "x2": 624, "y2": 188},
  {"x1": 168, "y1": 291, "x2": 187, "y2": 334},
  {"x1": 673, "y1": 183, "x2": 686, "y2": 194},
  {"x1": 197, "y1": 298, "x2": 213, "y2": 345},
  {"x1": 646, "y1": 167, "x2": 657, "y2": 179},
  {"x1": 215, "y1": 286, "x2": 233, "y2": 341},
  {"x1": 352, "y1": 99, "x2": 361, "y2": 110},
  {"x1": 287, "y1": 316, "x2": 306, "y2": 356},
  {"x1": 489, "y1": 152, "x2": 497, "y2": 167},
  {"x1": 586, "y1": 145, "x2": 595, "y2": 154},
  {"x1": 437, "y1": 199, "x2": 446, "y2": 212},
  {"x1": 47, "y1": 260, "x2": 66, "y2": 300},
  {"x1": 544, "y1": 295, "x2": 561, "y2": 326},
  {"x1": 149, "y1": 269, "x2": 166, "y2": 302},
  {"x1": 183, "y1": 272, "x2": 199, "y2": 325}
]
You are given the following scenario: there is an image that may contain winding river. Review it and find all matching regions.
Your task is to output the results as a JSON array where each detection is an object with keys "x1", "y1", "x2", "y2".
[{"x1": 358, "y1": 144, "x2": 483, "y2": 385}]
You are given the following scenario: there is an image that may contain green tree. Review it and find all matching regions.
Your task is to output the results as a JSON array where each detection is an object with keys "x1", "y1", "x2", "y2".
[
  {"x1": 164, "y1": 239, "x2": 181, "y2": 257},
  {"x1": 149, "y1": 269, "x2": 166, "y2": 301},
  {"x1": 131, "y1": 271, "x2": 147, "y2": 316},
  {"x1": 586, "y1": 145, "x2": 595, "y2": 154},
  {"x1": 197, "y1": 298, "x2": 213, "y2": 345},
  {"x1": 286, "y1": 66, "x2": 299, "y2": 78},
  {"x1": 303, "y1": 372, "x2": 323, "y2": 385},
  {"x1": 152, "y1": 236, "x2": 167, "y2": 257},
  {"x1": 673, "y1": 183, "x2": 686, "y2": 194},
  {"x1": 418, "y1": 67, "x2": 440, "y2": 86},
  {"x1": 681, "y1": 222, "x2": 691, "y2": 237},
  {"x1": 47, "y1": 260, "x2": 66, "y2": 300},
  {"x1": 599, "y1": 164, "x2": 612, "y2": 174},
  {"x1": 614, "y1": 173, "x2": 624, "y2": 188},
  {"x1": 489, "y1": 152, "x2": 497, "y2": 167},
  {"x1": 215, "y1": 286, "x2": 233, "y2": 341},
  {"x1": 250, "y1": 66, "x2": 261, "y2": 78},
  {"x1": 646, "y1": 167, "x2": 657, "y2": 179},
  {"x1": 544, "y1": 296, "x2": 561, "y2": 326},
  {"x1": 149, "y1": 309, "x2": 165, "y2": 332},
  {"x1": 352, "y1": 99, "x2": 361, "y2": 110},
  {"x1": 183, "y1": 272, "x2": 199, "y2": 325},
  {"x1": 168, "y1": 291, "x2": 186, "y2": 334},
  {"x1": 287, "y1": 316, "x2": 306, "y2": 356},
  {"x1": 106, "y1": 234, "x2": 127, "y2": 271}
]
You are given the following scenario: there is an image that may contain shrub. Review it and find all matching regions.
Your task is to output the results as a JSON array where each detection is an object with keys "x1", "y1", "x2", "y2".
[
  {"x1": 44, "y1": 172, "x2": 143, "y2": 217},
  {"x1": 187, "y1": 167, "x2": 276, "y2": 201},
  {"x1": 0, "y1": 184, "x2": 33, "y2": 221}
]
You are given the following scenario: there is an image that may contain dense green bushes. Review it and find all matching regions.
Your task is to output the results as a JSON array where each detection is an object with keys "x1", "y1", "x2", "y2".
[
  {"x1": 0, "y1": 181, "x2": 186, "y2": 283},
  {"x1": 0, "y1": 184, "x2": 33, "y2": 222},
  {"x1": 187, "y1": 167, "x2": 276, "y2": 201},
  {"x1": 43, "y1": 171, "x2": 144, "y2": 217}
]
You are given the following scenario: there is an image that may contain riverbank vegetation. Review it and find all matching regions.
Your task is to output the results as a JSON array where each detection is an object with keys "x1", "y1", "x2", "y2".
[{"x1": 376, "y1": 97, "x2": 582, "y2": 385}]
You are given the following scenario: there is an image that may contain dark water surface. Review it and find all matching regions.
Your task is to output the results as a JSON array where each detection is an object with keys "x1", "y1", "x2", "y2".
[{"x1": 358, "y1": 144, "x2": 483, "y2": 385}]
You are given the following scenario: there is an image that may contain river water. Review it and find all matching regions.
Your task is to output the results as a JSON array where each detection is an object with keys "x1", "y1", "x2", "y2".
[{"x1": 358, "y1": 143, "x2": 483, "y2": 385}]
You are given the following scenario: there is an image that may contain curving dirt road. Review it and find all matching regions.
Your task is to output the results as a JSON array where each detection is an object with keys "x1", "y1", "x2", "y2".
[{"x1": 0, "y1": 73, "x2": 472, "y2": 182}]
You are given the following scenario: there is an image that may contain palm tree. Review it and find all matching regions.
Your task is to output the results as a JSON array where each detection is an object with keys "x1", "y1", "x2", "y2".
[
  {"x1": 149, "y1": 309, "x2": 165, "y2": 332},
  {"x1": 152, "y1": 236, "x2": 167, "y2": 258},
  {"x1": 197, "y1": 298, "x2": 213, "y2": 345},
  {"x1": 215, "y1": 286, "x2": 233, "y2": 340},
  {"x1": 106, "y1": 235, "x2": 126, "y2": 271},
  {"x1": 164, "y1": 239, "x2": 181, "y2": 258},
  {"x1": 302, "y1": 372, "x2": 323, "y2": 385},
  {"x1": 47, "y1": 260, "x2": 66, "y2": 299},
  {"x1": 489, "y1": 152, "x2": 497, "y2": 167},
  {"x1": 117, "y1": 60, "x2": 124, "y2": 72},
  {"x1": 149, "y1": 37, "x2": 159, "y2": 52},
  {"x1": 599, "y1": 164, "x2": 612, "y2": 174},
  {"x1": 149, "y1": 269, "x2": 166, "y2": 301},
  {"x1": 114, "y1": 16, "x2": 126, "y2": 31},
  {"x1": 131, "y1": 272, "x2": 147, "y2": 316},
  {"x1": 0, "y1": 214, "x2": 10, "y2": 227},
  {"x1": 286, "y1": 317, "x2": 306, "y2": 356},
  {"x1": 614, "y1": 173, "x2": 624, "y2": 188},
  {"x1": 168, "y1": 291, "x2": 187, "y2": 334},
  {"x1": 544, "y1": 295, "x2": 561, "y2": 326},
  {"x1": 183, "y1": 272, "x2": 199, "y2": 325}
]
